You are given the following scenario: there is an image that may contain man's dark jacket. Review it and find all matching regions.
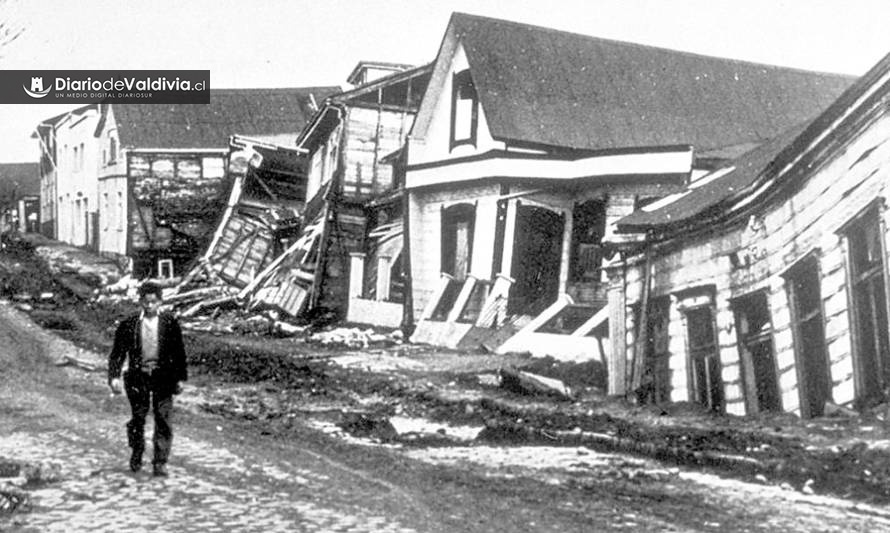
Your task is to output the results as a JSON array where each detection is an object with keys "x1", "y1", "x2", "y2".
[{"x1": 108, "y1": 312, "x2": 188, "y2": 394}]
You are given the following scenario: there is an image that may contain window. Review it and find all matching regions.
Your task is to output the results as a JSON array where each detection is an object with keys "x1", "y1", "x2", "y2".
[
  {"x1": 685, "y1": 305, "x2": 724, "y2": 412},
  {"x1": 570, "y1": 200, "x2": 607, "y2": 283},
  {"x1": 784, "y1": 256, "x2": 832, "y2": 417},
  {"x1": 109, "y1": 137, "x2": 117, "y2": 164},
  {"x1": 102, "y1": 193, "x2": 109, "y2": 231},
  {"x1": 450, "y1": 70, "x2": 478, "y2": 150},
  {"x1": 117, "y1": 191, "x2": 124, "y2": 230},
  {"x1": 843, "y1": 205, "x2": 890, "y2": 406},
  {"x1": 732, "y1": 291, "x2": 781, "y2": 413},
  {"x1": 441, "y1": 203, "x2": 475, "y2": 280},
  {"x1": 72, "y1": 145, "x2": 78, "y2": 170},
  {"x1": 79, "y1": 143, "x2": 84, "y2": 170},
  {"x1": 158, "y1": 259, "x2": 174, "y2": 279}
]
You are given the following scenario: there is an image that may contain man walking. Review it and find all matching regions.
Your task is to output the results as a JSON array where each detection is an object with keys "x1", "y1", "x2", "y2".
[{"x1": 108, "y1": 282, "x2": 187, "y2": 477}]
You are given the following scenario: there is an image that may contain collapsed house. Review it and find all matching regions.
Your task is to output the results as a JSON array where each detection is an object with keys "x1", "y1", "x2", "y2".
[
  {"x1": 605, "y1": 51, "x2": 890, "y2": 418},
  {"x1": 293, "y1": 62, "x2": 432, "y2": 325},
  {"x1": 402, "y1": 13, "x2": 854, "y2": 364},
  {"x1": 174, "y1": 64, "x2": 432, "y2": 321},
  {"x1": 172, "y1": 135, "x2": 308, "y2": 316},
  {"x1": 34, "y1": 87, "x2": 338, "y2": 277}
]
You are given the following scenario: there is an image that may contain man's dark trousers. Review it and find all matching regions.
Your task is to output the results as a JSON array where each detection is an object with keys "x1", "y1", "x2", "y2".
[{"x1": 124, "y1": 369, "x2": 173, "y2": 467}]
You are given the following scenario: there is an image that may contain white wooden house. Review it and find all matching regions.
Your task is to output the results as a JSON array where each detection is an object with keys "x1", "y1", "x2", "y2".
[
  {"x1": 403, "y1": 13, "x2": 854, "y2": 363},
  {"x1": 607, "y1": 51, "x2": 890, "y2": 418}
]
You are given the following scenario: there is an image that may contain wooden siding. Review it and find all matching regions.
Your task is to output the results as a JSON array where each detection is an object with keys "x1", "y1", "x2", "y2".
[
  {"x1": 617, "y1": 109, "x2": 890, "y2": 416},
  {"x1": 127, "y1": 152, "x2": 228, "y2": 275},
  {"x1": 341, "y1": 107, "x2": 411, "y2": 200}
]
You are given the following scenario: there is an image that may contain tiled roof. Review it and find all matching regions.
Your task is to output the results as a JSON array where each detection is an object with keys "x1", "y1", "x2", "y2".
[
  {"x1": 112, "y1": 87, "x2": 340, "y2": 149},
  {"x1": 0, "y1": 162, "x2": 39, "y2": 196},
  {"x1": 452, "y1": 13, "x2": 856, "y2": 153}
]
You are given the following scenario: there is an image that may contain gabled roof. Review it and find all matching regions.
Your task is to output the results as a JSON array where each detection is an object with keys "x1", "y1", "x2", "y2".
[
  {"x1": 616, "y1": 50, "x2": 890, "y2": 235},
  {"x1": 107, "y1": 87, "x2": 339, "y2": 149},
  {"x1": 435, "y1": 13, "x2": 855, "y2": 153},
  {"x1": 346, "y1": 61, "x2": 416, "y2": 85},
  {"x1": 0, "y1": 162, "x2": 39, "y2": 196},
  {"x1": 296, "y1": 64, "x2": 433, "y2": 150}
]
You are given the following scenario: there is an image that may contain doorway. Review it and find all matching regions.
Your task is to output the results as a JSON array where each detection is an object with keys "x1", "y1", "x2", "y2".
[{"x1": 508, "y1": 203, "x2": 564, "y2": 316}]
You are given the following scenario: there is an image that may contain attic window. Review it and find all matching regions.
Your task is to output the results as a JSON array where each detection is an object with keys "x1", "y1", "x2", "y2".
[{"x1": 450, "y1": 69, "x2": 478, "y2": 150}]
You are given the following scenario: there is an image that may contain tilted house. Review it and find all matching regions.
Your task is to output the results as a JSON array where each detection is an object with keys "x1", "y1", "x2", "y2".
[
  {"x1": 35, "y1": 87, "x2": 337, "y2": 276},
  {"x1": 607, "y1": 51, "x2": 890, "y2": 418},
  {"x1": 403, "y1": 13, "x2": 854, "y2": 361},
  {"x1": 294, "y1": 63, "x2": 432, "y2": 325}
]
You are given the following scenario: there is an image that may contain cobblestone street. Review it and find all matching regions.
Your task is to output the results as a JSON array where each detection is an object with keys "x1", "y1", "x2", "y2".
[
  {"x1": 4, "y1": 301, "x2": 890, "y2": 532},
  {"x1": 0, "y1": 426, "x2": 418, "y2": 533}
]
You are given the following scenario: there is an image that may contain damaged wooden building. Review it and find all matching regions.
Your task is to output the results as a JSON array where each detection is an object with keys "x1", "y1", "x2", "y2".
[
  {"x1": 35, "y1": 86, "x2": 337, "y2": 277},
  {"x1": 402, "y1": 12, "x2": 853, "y2": 368},
  {"x1": 606, "y1": 51, "x2": 890, "y2": 418},
  {"x1": 291, "y1": 62, "x2": 432, "y2": 324}
]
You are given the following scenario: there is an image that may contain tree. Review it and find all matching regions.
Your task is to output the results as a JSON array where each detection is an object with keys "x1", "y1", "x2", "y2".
[{"x1": 0, "y1": 0, "x2": 24, "y2": 58}]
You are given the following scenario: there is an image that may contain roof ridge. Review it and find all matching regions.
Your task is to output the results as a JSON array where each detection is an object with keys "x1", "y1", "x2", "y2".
[{"x1": 450, "y1": 11, "x2": 856, "y2": 80}]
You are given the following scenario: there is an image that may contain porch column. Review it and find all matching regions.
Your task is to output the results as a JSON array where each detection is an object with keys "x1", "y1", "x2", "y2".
[
  {"x1": 376, "y1": 255, "x2": 392, "y2": 301},
  {"x1": 349, "y1": 252, "x2": 365, "y2": 298},
  {"x1": 608, "y1": 279, "x2": 627, "y2": 396}
]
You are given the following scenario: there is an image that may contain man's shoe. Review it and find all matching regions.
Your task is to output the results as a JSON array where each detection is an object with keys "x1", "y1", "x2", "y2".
[
  {"x1": 129, "y1": 453, "x2": 143, "y2": 473},
  {"x1": 152, "y1": 464, "x2": 168, "y2": 477}
]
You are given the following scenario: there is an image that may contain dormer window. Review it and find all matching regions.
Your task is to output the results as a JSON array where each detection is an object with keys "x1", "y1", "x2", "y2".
[{"x1": 450, "y1": 69, "x2": 478, "y2": 150}]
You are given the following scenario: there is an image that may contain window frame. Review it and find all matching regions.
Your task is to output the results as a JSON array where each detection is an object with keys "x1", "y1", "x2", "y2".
[{"x1": 449, "y1": 69, "x2": 478, "y2": 151}]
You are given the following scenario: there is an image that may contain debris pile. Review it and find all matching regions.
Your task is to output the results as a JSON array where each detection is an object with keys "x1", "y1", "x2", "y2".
[{"x1": 308, "y1": 327, "x2": 404, "y2": 349}]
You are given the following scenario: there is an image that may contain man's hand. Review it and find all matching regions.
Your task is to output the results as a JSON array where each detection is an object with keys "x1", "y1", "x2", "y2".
[
  {"x1": 173, "y1": 382, "x2": 183, "y2": 395},
  {"x1": 109, "y1": 378, "x2": 123, "y2": 395}
]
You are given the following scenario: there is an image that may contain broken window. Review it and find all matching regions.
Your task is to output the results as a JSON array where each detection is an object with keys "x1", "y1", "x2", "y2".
[
  {"x1": 450, "y1": 70, "x2": 478, "y2": 150},
  {"x1": 784, "y1": 255, "x2": 832, "y2": 417},
  {"x1": 844, "y1": 205, "x2": 890, "y2": 406},
  {"x1": 441, "y1": 203, "x2": 475, "y2": 280},
  {"x1": 684, "y1": 305, "x2": 724, "y2": 412},
  {"x1": 732, "y1": 291, "x2": 781, "y2": 413}
]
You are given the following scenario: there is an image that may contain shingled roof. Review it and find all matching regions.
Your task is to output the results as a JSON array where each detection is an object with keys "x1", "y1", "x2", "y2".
[
  {"x1": 615, "y1": 124, "x2": 808, "y2": 233},
  {"x1": 617, "y1": 50, "x2": 890, "y2": 234},
  {"x1": 449, "y1": 13, "x2": 856, "y2": 153},
  {"x1": 109, "y1": 87, "x2": 340, "y2": 149}
]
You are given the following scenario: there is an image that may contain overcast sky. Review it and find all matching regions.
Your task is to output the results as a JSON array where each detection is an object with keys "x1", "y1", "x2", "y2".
[{"x1": 1, "y1": 0, "x2": 888, "y2": 162}]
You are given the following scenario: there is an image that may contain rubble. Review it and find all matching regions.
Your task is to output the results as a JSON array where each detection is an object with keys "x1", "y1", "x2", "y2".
[{"x1": 308, "y1": 327, "x2": 403, "y2": 348}]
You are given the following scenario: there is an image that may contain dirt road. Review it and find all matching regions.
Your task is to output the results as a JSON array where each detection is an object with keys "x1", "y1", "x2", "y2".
[{"x1": 1, "y1": 303, "x2": 889, "y2": 532}]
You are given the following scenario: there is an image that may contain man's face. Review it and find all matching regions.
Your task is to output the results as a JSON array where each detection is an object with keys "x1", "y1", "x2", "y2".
[{"x1": 140, "y1": 293, "x2": 161, "y2": 317}]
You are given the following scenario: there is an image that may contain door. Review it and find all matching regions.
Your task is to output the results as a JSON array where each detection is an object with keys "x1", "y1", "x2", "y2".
[
  {"x1": 785, "y1": 257, "x2": 832, "y2": 417},
  {"x1": 732, "y1": 291, "x2": 781, "y2": 413},
  {"x1": 508, "y1": 203, "x2": 564, "y2": 316},
  {"x1": 845, "y1": 211, "x2": 890, "y2": 406},
  {"x1": 685, "y1": 305, "x2": 724, "y2": 412}
]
